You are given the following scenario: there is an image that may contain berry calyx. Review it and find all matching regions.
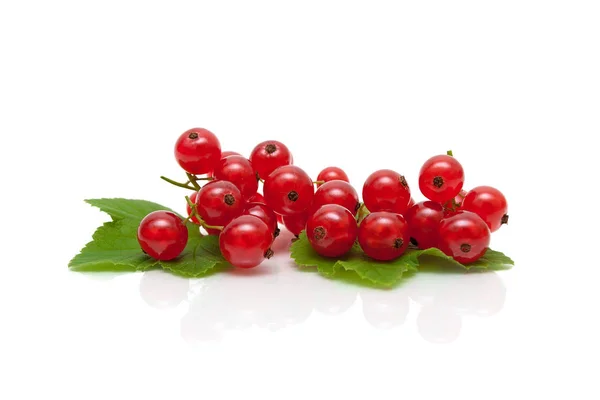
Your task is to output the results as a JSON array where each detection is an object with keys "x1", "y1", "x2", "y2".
[
  {"x1": 195, "y1": 180, "x2": 244, "y2": 227},
  {"x1": 250, "y1": 140, "x2": 292, "y2": 179},
  {"x1": 174, "y1": 128, "x2": 221, "y2": 175},
  {"x1": 212, "y1": 155, "x2": 259, "y2": 200},
  {"x1": 461, "y1": 186, "x2": 508, "y2": 232},
  {"x1": 362, "y1": 169, "x2": 411, "y2": 214},
  {"x1": 316, "y1": 167, "x2": 349, "y2": 187},
  {"x1": 438, "y1": 211, "x2": 491, "y2": 263},
  {"x1": 311, "y1": 180, "x2": 360, "y2": 216},
  {"x1": 306, "y1": 204, "x2": 358, "y2": 257},
  {"x1": 137, "y1": 211, "x2": 188, "y2": 260},
  {"x1": 243, "y1": 202, "x2": 280, "y2": 238},
  {"x1": 404, "y1": 201, "x2": 444, "y2": 249},
  {"x1": 357, "y1": 212, "x2": 410, "y2": 261},
  {"x1": 219, "y1": 215, "x2": 274, "y2": 269},
  {"x1": 263, "y1": 165, "x2": 314, "y2": 215},
  {"x1": 418, "y1": 154, "x2": 464, "y2": 203}
]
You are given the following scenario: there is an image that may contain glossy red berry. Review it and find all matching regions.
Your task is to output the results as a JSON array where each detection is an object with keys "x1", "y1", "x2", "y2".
[
  {"x1": 243, "y1": 202, "x2": 279, "y2": 238},
  {"x1": 282, "y1": 211, "x2": 309, "y2": 236},
  {"x1": 195, "y1": 180, "x2": 244, "y2": 226},
  {"x1": 461, "y1": 186, "x2": 508, "y2": 232},
  {"x1": 404, "y1": 201, "x2": 444, "y2": 249},
  {"x1": 213, "y1": 155, "x2": 259, "y2": 201},
  {"x1": 219, "y1": 215, "x2": 274, "y2": 269},
  {"x1": 418, "y1": 154, "x2": 464, "y2": 203},
  {"x1": 248, "y1": 192, "x2": 266, "y2": 204},
  {"x1": 186, "y1": 191, "x2": 201, "y2": 225},
  {"x1": 250, "y1": 140, "x2": 292, "y2": 179},
  {"x1": 137, "y1": 211, "x2": 188, "y2": 260},
  {"x1": 306, "y1": 204, "x2": 357, "y2": 257},
  {"x1": 174, "y1": 128, "x2": 221, "y2": 175},
  {"x1": 438, "y1": 211, "x2": 491, "y2": 264},
  {"x1": 316, "y1": 167, "x2": 349, "y2": 187},
  {"x1": 207, "y1": 151, "x2": 242, "y2": 178},
  {"x1": 311, "y1": 180, "x2": 360, "y2": 216},
  {"x1": 358, "y1": 212, "x2": 409, "y2": 261},
  {"x1": 263, "y1": 165, "x2": 314, "y2": 216},
  {"x1": 407, "y1": 197, "x2": 416, "y2": 209},
  {"x1": 362, "y1": 169, "x2": 411, "y2": 214}
]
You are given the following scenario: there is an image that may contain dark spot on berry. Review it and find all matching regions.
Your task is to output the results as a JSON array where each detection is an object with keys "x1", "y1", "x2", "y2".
[
  {"x1": 460, "y1": 243, "x2": 471, "y2": 253},
  {"x1": 274, "y1": 227, "x2": 280, "y2": 238},
  {"x1": 264, "y1": 248, "x2": 274, "y2": 259},
  {"x1": 393, "y1": 238, "x2": 404, "y2": 249},
  {"x1": 399, "y1": 175, "x2": 408, "y2": 188},
  {"x1": 433, "y1": 176, "x2": 444, "y2": 188},
  {"x1": 188, "y1": 132, "x2": 199, "y2": 139},
  {"x1": 501, "y1": 214, "x2": 509, "y2": 225},
  {"x1": 410, "y1": 237, "x2": 418, "y2": 247},
  {"x1": 288, "y1": 191, "x2": 299, "y2": 201},
  {"x1": 224, "y1": 194, "x2": 235, "y2": 206},
  {"x1": 313, "y1": 226, "x2": 326, "y2": 241},
  {"x1": 265, "y1": 144, "x2": 277, "y2": 154}
]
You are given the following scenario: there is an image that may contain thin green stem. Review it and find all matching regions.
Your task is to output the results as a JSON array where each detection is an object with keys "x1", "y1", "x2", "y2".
[
  {"x1": 202, "y1": 222, "x2": 224, "y2": 231},
  {"x1": 447, "y1": 150, "x2": 454, "y2": 157},
  {"x1": 313, "y1": 180, "x2": 325, "y2": 185},
  {"x1": 186, "y1": 173, "x2": 201, "y2": 190},
  {"x1": 161, "y1": 176, "x2": 196, "y2": 191}
]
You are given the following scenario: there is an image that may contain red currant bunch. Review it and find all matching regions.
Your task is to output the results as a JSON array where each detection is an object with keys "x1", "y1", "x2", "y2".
[{"x1": 140, "y1": 126, "x2": 510, "y2": 269}]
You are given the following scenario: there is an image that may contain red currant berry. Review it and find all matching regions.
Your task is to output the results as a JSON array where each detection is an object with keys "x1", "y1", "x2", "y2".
[
  {"x1": 250, "y1": 140, "x2": 292, "y2": 179},
  {"x1": 358, "y1": 212, "x2": 409, "y2": 261},
  {"x1": 174, "y1": 128, "x2": 221, "y2": 175},
  {"x1": 195, "y1": 180, "x2": 244, "y2": 226},
  {"x1": 306, "y1": 204, "x2": 357, "y2": 257},
  {"x1": 137, "y1": 211, "x2": 188, "y2": 260},
  {"x1": 461, "y1": 186, "x2": 508, "y2": 232},
  {"x1": 316, "y1": 167, "x2": 349, "y2": 187},
  {"x1": 213, "y1": 155, "x2": 259, "y2": 201},
  {"x1": 263, "y1": 165, "x2": 314, "y2": 216},
  {"x1": 311, "y1": 180, "x2": 360, "y2": 216},
  {"x1": 438, "y1": 211, "x2": 491, "y2": 264},
  {"x1": 362, "y1": 169, "x2": 411, "y2": 214},
  {"x1": 282, "y1": 211, "x2": 309, "y2": 236},
  {"x1": 408, "y1": 197, "x2": 416, "y2": 209},
  {"x1": 207, "y1": 151, "x2": 242, "y2": 178},
  {"x1": 418, "y1": 154, "x2": 464, "y2": 203},
  {"x1": 221, "y1": 150, "x2": 241, "y2": 158},
  {"x1": 248, "y1": 192, "x2": 266, "y2": 204},
  {"x1": 404, "y1": 201, "x2": 444, "y2": 249},
  {"x1": 219, "y1": 215, "x2": 274, "y2": 269},
  {"x1": 243, "y1": 202, "x2": 279, "y2": 238},
  {"x1": 186, "y1": 191, "x2": 201, "y2": 224}
]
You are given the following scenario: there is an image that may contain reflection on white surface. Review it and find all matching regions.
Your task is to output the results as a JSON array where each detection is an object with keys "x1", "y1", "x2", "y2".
[{"x1": 137, "y1": 231, "x2": 506, "y2": 343}]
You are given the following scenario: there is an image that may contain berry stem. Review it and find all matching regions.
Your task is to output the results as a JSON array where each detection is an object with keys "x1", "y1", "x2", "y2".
[
  {"x1": 313, "y1": 180, "x2": 325, "y2": 185},
  {"x1": 186, "y1": 173, "x2": 202, "y2": 190},
  {"x1": 161, "y1": 176, "x2": 196, "y2": 191},
  {"x1": 202, "y1": 222, "x2": 224, "y2": 231},
  {"x1": 447, "y1": 150, "x2": 454, "y2": 156}
]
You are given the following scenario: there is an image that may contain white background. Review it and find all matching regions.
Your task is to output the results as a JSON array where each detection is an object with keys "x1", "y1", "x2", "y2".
[{"x1": 1, "y1": 1, "x2": 599, "y2": 399}]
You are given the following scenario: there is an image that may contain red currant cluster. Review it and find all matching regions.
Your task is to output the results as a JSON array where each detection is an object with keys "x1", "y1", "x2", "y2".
[{"x1": 137, "y1": 128, "x2": 508, "y2": 268}]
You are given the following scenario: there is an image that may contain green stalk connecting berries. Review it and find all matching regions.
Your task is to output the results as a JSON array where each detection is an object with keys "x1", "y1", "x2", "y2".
[{"x1": 184, "y1": 195, "x2": 224, "y2": 231}]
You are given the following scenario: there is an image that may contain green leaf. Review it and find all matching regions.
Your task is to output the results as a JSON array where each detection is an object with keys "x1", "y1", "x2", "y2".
[
  {"x1": 69, "y1": 198, "x2": 230, "y2": 277},
  {"x1": 290, "y1": 232, "x2": 514, "y2": 287},
  {"x1": 161, "y1": 234, "x2": 231, "y2": 277}
]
